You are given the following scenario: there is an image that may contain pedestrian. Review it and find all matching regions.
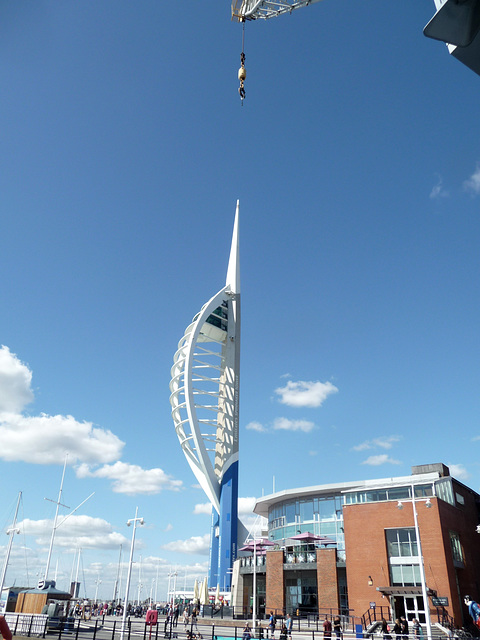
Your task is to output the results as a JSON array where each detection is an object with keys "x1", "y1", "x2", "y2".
[
  {"x1": 183, "y1": 609, "x2": 189, "y2": 628},
  {"x1": 243, "y1": 623, "x2": 252, "y2": 640},
  {"x1": 268, "y1": 611, "x2": 277, "y2": 639},
  {"x1": 393, "y1": 618, "x2": 402, "y2": 640},
  {"x1": 323, "y1": 616, "x2": 332, "y2": 640},
  {"x1": 400, "y1": 617, "x2": 409, "y2": 640},
  {"x1": 381, "y1": 618, "x2": 391, "y2": 640},
  {"x1": 285, "y1": 614, "x2": 293, "y2": 640},
  {"x1": 412, "y1": 619, "x2": 423, "y2": 638},
  {"x1": 333, "y1": 616, "x2": 342, "y2": 640},
  {"x1": 191, "y1": 608, "x2": 198, "y2": 632}
]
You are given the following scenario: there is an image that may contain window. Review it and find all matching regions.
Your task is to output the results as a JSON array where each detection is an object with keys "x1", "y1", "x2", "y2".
[
  {"x1": 300, "y1": 499, "x2": 314, "y2": 522},
  {"x1": 436, "y1": 479, "x2": 455, "y2": 505},
  {"x1": 387, "y1": 487, "x2": 411, "y2": 501},
  {"x1": 414, "y1": 484, "x2": 433, "y2": 498},
  {"x1": 285, "y1": 501, "x2": 297, "y2": 524},
  {"x1": 318, "y1": 498, "x2": 336, "y2": 520},
  {"x1": 390, "y1": 564, "x2": 421, "y2": 586},
  {"x1": 449, "y1": 531, "x2": 464, "y2": 567},
  {"x1": 366, "y1": 490, "x2": 388, "y2": 502},
  {"x1": 386, "y1": 528, "x2": 418, "y2": 558}
]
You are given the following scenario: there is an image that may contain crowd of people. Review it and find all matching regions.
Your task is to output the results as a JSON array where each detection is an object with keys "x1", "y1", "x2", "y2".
[{"x1": 54, "y1": 599, "x2": 480, "y2": 640}]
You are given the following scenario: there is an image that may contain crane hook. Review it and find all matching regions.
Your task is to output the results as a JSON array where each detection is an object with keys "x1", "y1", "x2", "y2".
[
  {"x1": 238, "y1": 19, "x2": 246, "y2": 105},
  {"x1": 238, "y1": 51, "x2": 246, "y2": 103}
]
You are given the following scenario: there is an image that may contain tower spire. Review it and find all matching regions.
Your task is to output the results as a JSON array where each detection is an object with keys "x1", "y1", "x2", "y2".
[{"x1": 226, "y1": 200, "x2": 240, "y2": 295}]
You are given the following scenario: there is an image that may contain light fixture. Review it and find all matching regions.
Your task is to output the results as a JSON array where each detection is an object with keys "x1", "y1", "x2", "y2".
[
  {"x1": 368, "y1": 576, "x2": 373, "y2": 586},
  {"x1": 425, "y1": 499, "x2": 432, "y2": 508},
  {"x1": 397, "y1": 501, "x2": 403, "y2": 510}
]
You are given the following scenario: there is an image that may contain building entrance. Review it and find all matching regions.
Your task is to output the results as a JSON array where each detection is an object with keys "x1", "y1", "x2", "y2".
[{"x1": 393, "y1": 595, "x2": 426, "y2": 623}]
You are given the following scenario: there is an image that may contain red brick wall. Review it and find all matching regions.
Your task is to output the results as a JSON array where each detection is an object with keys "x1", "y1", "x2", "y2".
[
  {"x1": 266, "y1": 550, "x2": 285, "y2": 614},
  {"x1": 434, "y1": 482, "x2": 480, "y2": 625},
  {"x1": 343, "y1": 495, "x2": 477, "y2": 624},
  {"x1": 317, "y1": 548, "x2": 339, "y2": 611}
]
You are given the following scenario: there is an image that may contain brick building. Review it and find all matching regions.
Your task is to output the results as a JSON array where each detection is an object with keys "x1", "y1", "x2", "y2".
[{"x1": 231, "y1": 464, "x2": 480, "y2": 628}]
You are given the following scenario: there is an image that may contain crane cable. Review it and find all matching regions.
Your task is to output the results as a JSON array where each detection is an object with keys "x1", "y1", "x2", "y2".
[{"x1": 238, "y1": 19, "x2": 246, "y2": 105}]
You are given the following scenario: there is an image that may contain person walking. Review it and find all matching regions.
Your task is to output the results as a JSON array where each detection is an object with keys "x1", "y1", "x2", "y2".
[
  {"x1": 412, "y1": 619, "x2": 423, "y2": 638},
  {"x1": 393, "y1": 618, "x2": 402, "y2": 640},
  {"x1": 333, "y1": 616, "x2": 342, "y2": 640},
  {"x1": 268, "y1": 612, "x2": 276, "y2": 639},
  {"x1": 285, "y1": 614, "x2": 293, "y2": 640},
  {"x1": 323, "y1": 616, "x2": 332, "y2": 640},
  {"x1": 381, "y1": 618, "x2": 392, "y2": 640}
]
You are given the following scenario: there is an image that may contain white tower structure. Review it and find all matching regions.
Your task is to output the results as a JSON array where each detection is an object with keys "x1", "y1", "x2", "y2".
[{"x1": 169, "y1": 201, "x2": 241, "y2": 589}]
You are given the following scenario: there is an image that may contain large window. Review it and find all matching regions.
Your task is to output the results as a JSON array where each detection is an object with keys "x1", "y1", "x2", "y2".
[
  {"x1": 285, "y1": 574, "x2": 317, "y2": 613},
  {"x1": 449, "y1": 531, "x2": 464, "y2": 567},
  {"x1": 436, "y1": 479, "x2": 454, "y2": 506},
  {"x1": 390, "y1": 564, "x2": 421, "y2": 586},
  {"x1": 386, "y1": 528, "x2": 418, "y2": 558},
  {"x1": 345, "y1": 484, "x2": 433, "y2": 505}
]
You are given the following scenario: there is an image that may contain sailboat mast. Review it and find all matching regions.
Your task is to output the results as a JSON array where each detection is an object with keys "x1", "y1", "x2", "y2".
[
  {"x1": 44, "y1": 455, "x2": 68, "y2": 582},
  {"x1": 0, "y1": 491, "x2": 22, "y2": 602}
]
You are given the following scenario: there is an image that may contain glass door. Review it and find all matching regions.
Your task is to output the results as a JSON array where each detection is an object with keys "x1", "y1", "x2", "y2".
[{"x1": 404, "y1": 596, "x2": 425, "y2": 623}]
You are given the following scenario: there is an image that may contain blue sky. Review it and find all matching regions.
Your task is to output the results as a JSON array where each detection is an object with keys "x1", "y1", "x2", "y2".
[{"x1": 1, "y1": 0, "x2": 480, "y2": 603}]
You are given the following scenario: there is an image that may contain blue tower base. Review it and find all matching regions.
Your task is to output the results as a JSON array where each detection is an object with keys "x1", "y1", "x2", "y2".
[{"x1": 208, "y1": 460, "x2": 238, "y2": 591}]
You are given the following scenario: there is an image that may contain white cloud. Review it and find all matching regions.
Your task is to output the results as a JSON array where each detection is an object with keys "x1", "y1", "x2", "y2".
[
  {"x1": 245, "y1": 421, "x2": 266, "y2": 432},
  {"x1": 76, "y1": 461, "x2": 182, "y2": 495},
  {"x1": 429, "y1": 176, "x2": 449, "y2": 199},
  {"x1": 362, "y1": 454, "x2": 401, "y2": 466},
  {"x1": 448, "y1": 463, "x2": 470, "y2": 481},
  {"x1": 0, "y1": 414, "x2": 124, "y2": 465},
  {"x1": 193, "y1": 503, "x2": 212, "y2": 515},
  {"x1": 238, "y1": 497, "x2": 256, "y2": 515},
  {"x1": 19, "y1": 515, "x2": 129, "y2": 550},
  {"x1": 0, "y1": 345, "x2": 184, "y2": 498},
  {"x1": 0, "y1": 345, "x2": 124, "y2": 465},
  {"x1": 194, "y1": 497, "x2": 256, "y2": 517},
  {"x1": 0, "y1": 346, "x2": 34, "y2": 413},
  {"x1": 275, "y1": 380, "x2": 338, "y2": 408},
  {"x1": 352, "y1": 436, "x2": 401, "y2": 452},
  {"x1": 162, "y1": 534, "x2": 210, "y2": 555},
  {"x1": 463, "y1": 163, "x2": 480, "y2": 195},
  {"x1": 272, "y1": 417, "x2": 315, "y2": 433}
]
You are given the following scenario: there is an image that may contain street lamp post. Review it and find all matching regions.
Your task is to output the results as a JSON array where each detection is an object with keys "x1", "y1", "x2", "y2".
[
  {"x1": 94, "y1": 576, "x2": 102, "y2": 604},
  {"x1": 398, "y1": 487, "x2": 433, "y2": 640},
  {"x1": 120, "y1": 507, "x2": 144, "y2": 640}
]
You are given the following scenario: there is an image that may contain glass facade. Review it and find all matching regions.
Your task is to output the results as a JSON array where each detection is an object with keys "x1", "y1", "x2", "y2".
[
  {"x1": 345, "y1": 484, "x2": 434, "y2": 505},
  {"x1": 386, "y1": 528, "x2": 421, "y2": 587},
  {"x1": 285, "y1": 573, "x2": 317, "y2": 613},
  {"x1": 268, "y1": 494, "x2": 345, "y2": 560}
]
